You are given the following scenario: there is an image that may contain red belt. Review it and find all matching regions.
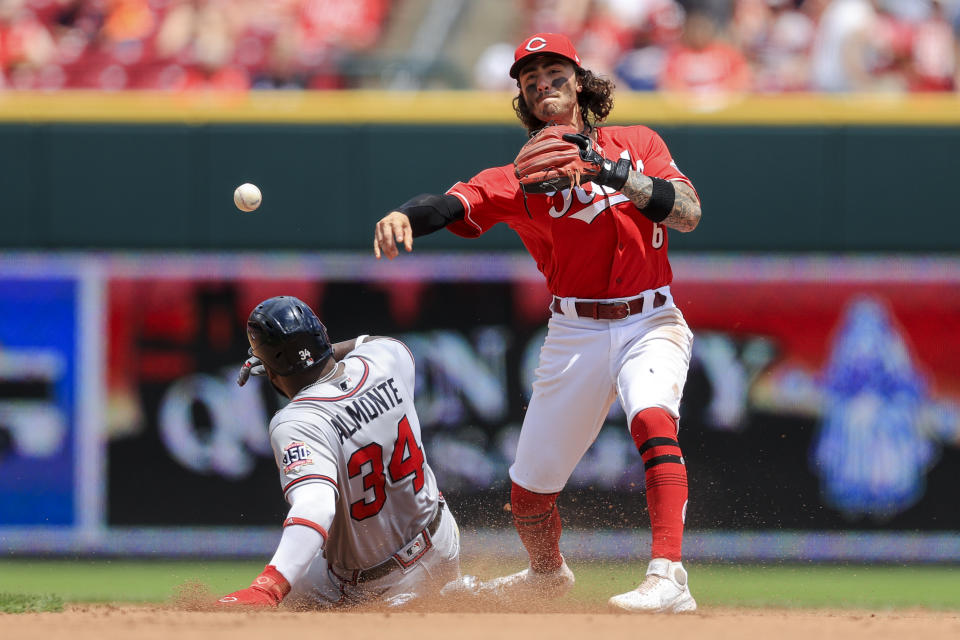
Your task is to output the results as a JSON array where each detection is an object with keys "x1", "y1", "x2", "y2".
[{"x1": 550, "y1": 291, "x2": 667, "y2": 320}]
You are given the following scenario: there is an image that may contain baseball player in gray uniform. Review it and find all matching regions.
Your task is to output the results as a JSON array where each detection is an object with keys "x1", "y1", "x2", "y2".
[{"x1": 215, "y1": 296, "x2": 460, "y2": 609}]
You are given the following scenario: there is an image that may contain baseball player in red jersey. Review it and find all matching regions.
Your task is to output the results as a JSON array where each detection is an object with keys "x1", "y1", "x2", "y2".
[
  {"x1": 374, "y1": 33, "x2": 701, "y2": 613},
  {"x1": 215, "y1": 296, "x2": 460, "y2": 609}
]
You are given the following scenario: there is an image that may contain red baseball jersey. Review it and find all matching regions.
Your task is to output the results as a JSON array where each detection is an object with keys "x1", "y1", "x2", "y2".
[{"x1": 446, "y1": 125, "x2": 696, "y2": 299}]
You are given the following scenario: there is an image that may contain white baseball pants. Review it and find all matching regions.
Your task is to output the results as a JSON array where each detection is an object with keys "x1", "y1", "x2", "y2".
[{"x1": 509, "y1": 286, "x2": 694, "y2": 494}]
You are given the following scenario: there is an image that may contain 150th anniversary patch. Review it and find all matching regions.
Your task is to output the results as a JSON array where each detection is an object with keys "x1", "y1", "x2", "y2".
[{"x1": 282, "y1": 441, "x2": 313, "y2": 474}]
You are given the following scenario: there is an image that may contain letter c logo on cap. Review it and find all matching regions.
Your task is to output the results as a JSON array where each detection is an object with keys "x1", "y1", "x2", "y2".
[{"x1": 525, "y1": 37, "x2": 548, "y2": 52}]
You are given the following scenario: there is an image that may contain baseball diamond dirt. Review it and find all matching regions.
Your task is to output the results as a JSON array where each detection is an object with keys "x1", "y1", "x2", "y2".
[{"x1": 1, "y1": 605, "x2": 959, "y2": 640}]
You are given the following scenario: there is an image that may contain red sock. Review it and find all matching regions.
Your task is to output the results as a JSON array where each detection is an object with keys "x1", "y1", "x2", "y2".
[
  {"x1": 510, "y1": 482, "x2": 563, "y2": 573},
  {"x1": 630, "y1": 408, "x2": 688, "y2": 562}
]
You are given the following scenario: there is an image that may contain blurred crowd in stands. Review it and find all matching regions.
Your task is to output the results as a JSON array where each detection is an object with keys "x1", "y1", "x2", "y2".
[
  {"x1": 476, "y1": 0, "x2": 960, "y2": 93},
  {"x1": 0, "y1": 0, "x2": 392, "y2": 90},
  {"x1": 2, "y1": 0, "x2": 959, "y2": 92}
]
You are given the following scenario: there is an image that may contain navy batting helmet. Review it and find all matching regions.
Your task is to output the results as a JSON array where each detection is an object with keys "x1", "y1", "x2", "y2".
[{"x1": 246, "y1": 296, "x2": 333, "y2": 376}]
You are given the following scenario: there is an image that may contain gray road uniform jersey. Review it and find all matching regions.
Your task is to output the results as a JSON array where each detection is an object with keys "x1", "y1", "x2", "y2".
[{"x1": 269, "y1": 338, "x2": 460, "y2": 606}]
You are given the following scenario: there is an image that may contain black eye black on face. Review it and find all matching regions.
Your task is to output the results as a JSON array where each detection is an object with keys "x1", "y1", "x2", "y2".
[
  {"x1": 520, "y1": 69, "x2": 540, "y2": 93},
  {"x1": 519, "y1": 58, "x2": 567, "y2": 91},
  {"x1": 525, "y1": 72, "x2": 565, "y2": 96}
]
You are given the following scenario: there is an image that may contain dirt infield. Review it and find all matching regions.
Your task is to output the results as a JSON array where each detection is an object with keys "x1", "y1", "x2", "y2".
[{"x1": 2, "y1": 605, "x2": 959, "y2": 640}]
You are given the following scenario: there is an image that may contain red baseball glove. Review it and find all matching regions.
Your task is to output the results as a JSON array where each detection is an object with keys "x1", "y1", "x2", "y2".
[
  {"x1": 216, "y1": 565, "x2": 291, "y2": 608},
  {"x1": 513, "y1": 124, "x2": 632, "y2": 193}
]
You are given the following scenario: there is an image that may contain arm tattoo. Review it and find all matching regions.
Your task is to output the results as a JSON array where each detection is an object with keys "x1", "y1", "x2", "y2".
[
  {"x1": 621, "y1": 171, "x2": 701, "y2": 232},
  {"x1": 661, "y1": 181, "x2": 702, "y2": 232},
  {"x1": 621, "y1": 172, "x2": 653, "y2": 210}
]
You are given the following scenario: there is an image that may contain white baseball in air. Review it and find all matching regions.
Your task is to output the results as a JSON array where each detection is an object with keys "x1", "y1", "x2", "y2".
[{"x1": 234, "y1": 183, "x2": 262, "y2": 212}]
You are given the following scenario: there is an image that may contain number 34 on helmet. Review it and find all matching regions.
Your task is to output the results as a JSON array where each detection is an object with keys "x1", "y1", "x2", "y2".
[{"x1": 245, "y1": 296, "x2": 334, "y2": 376}]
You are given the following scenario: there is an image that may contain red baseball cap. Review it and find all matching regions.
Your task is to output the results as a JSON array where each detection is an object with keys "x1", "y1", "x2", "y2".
[{"x1": 509, "y1": 33, "x2": 582, "y2": 79}]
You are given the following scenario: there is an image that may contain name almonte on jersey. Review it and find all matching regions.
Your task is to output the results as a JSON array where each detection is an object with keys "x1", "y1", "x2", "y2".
[{"x1": 327, "y1": 377, "x2": 404, "y2": 444}]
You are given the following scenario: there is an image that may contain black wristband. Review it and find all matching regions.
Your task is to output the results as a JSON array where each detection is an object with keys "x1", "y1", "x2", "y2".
[{"x1": 639, "y1": 177, "x2": 675, "y2": 223}]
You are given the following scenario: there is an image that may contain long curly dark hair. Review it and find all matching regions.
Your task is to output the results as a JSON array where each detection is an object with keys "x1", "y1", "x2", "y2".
[{"x1": 513, "y1": 67, "x2": 615, "y2": 135}]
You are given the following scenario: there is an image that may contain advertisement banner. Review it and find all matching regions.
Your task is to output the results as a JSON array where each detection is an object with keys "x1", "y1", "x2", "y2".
[
  {"x1": 672, "y1": 260, "x2": 960, "y2": 531},
  {"x1": 99, "y1": 255, "x2": 960, "y2": 533},
  {"x1": 0, "y1": 278, "x2": 79, "y2": 526},
  {"x1": 2, "y1": 253, "x2": 958, "y2": 561}
]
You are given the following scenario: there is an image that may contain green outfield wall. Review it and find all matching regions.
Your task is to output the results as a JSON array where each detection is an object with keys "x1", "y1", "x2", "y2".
[{"x1": 1, "y1": 92, "x2": 957, "y2": 252}]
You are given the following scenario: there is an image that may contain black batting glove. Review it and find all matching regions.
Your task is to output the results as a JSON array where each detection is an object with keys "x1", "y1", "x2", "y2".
[{"x1": 562, "y1": 133, "x2": 632, "y2": 191}]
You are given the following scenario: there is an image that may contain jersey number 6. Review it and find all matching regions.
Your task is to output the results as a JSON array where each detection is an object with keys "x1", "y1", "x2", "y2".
[
  {"x1": 347, "y1": 415, "x2": 426, "y2": 521},
  {"x1": 651, "y1": 223, "x2": 664, "y2": 249}
]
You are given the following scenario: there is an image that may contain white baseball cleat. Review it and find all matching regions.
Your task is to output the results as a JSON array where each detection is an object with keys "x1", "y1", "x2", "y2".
[
  {"x1": 443, "y1": 557, "x2": 574, "y2": 602},
  {"x1": 479, "y1": 556, "x2": 575, "y2": 601},
  {"x1": 608, "y1": 558, "x2": 697, "y2": 613},
  {"x1": 439, "y1": 574, "x2": 481, "y2": 597},
  {"x1": 383, "y1": 592, "x2": 419, "y2": 608}
]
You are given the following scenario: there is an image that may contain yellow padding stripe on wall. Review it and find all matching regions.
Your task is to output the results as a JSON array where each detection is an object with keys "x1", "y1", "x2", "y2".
[{"x1": 1, "y1": 91, "x2": 959, "y2": 125}]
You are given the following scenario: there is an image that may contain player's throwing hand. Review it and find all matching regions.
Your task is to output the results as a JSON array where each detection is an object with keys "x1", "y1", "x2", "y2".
[{"x1": 374, "y1": 211, "x2": 413, "y2": 259}]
